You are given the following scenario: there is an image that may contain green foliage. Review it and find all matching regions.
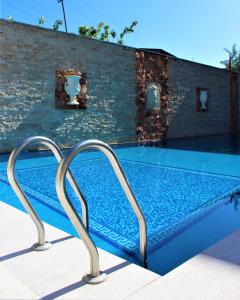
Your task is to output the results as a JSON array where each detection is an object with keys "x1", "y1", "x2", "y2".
[
  {"x1": 78, "y1": 20, "x2": 138, "y2": 44},
  {"x1": 7, "y1": 15, "x2": 14, "y2": 22},
  {"x1": 220, "y1": 44, "x2": 240, "y2": 73},
  {"x1": 100, "y1": 25, "x2": 110, "y2": 41},
  {"x1": 53, "y1": 19, "x2": 63, "y2": 31},
  {"x1": 118, "y1": 20, "x2": 138, "y2": 45},
  {"x1": 6, "y1": 15, "x2": 137, "y2": 44},
  {"x1": 38, "y1": 16, "x2": 45, "y2": 26},
  {"x1": 79, "y1": 25, "x2": 90, "y2": 36},
  {"x1": 110, "y1": 30, "x2": 116, "y2": 39}
]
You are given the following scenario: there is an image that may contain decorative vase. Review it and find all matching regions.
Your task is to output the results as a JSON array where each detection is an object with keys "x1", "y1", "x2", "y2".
[
  {"x1": 64, "y1": 75, "x2": 81, "y2": 105},
  {"x1": 200, "y1": 90, "x2": 208, "y2": 110}
]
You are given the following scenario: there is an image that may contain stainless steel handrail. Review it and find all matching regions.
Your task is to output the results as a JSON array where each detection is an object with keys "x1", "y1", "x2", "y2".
[
  {"x1": 56, "y1": 139, "x2": 147, "y2": 284},
  {"x1": 7, "y1": 136, "x2": 88, "y2": 251}
]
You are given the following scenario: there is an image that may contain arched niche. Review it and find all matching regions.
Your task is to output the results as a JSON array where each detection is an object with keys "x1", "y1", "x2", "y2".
[{"x1": 146, "y1": 82, "x2": 161, "y2": 111}]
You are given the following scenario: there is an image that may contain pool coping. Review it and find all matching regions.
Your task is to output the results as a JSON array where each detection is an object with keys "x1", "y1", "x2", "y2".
[{"x1": 1, "y1": 200, "x2": 240, "y2": 299}]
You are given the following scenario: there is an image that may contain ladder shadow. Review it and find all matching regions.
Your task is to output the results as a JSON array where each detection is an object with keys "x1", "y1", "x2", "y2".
[
  {"x1": 0, "y1": 235, "x2": 73, "y2": 262},
  {"x1": 39, "y1": 261, "x2": 131, "y2": 300}
]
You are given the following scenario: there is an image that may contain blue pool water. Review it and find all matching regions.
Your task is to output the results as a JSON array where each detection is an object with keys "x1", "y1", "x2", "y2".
[{"x1": 1, "y1": 141, "x2": 240, "y2": 274}]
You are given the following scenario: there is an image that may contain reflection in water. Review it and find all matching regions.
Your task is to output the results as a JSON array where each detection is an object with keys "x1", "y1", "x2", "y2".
[
  {"x1": 230, "y1": 191, "x2": 240, "y2": 211},
  {"x1": 165, "y1": 134, "x2": 240, "y2": 154}
]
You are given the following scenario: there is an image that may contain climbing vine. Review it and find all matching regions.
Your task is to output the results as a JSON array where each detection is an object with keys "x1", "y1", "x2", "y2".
[{"x1": 78, "y1": 20, "x2": 138, "y2": 44}]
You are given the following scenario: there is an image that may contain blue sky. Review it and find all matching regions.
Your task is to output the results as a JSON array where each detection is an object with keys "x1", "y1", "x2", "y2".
[{"x1": 1, "y1": 0, "x2": 239, "y2": 68}]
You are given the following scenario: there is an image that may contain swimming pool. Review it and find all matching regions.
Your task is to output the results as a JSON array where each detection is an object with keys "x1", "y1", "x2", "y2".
[{"x1": 1, "y1": 143, "x2": 240, "y2": 275}]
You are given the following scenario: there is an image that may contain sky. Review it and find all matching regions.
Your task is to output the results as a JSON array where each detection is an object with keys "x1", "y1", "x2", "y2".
[{"x1": 0, "y1": 0, "x2": 239, "y2": 68}]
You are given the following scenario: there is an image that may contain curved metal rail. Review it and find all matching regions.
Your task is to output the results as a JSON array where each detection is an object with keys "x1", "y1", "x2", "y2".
[
  {"x1": 7, "y1": 136, "x2": 88, "y2": 250},
  {"x1": 56, "y1": 139, "x2": 147, "y2": 284}
]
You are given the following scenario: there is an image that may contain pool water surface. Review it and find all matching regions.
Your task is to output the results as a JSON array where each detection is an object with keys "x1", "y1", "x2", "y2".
[{"x1": 1, "y1": 144, "x2": 240, "y2": 274}]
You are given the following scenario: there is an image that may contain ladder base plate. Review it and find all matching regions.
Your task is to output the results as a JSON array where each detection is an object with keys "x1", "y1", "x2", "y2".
[
  {"x1": 32, "y1": 242, "x2": 52, "y2": 251},
  {"x1": 82, "y1": 272, "x2": 107, "y2": 284}
]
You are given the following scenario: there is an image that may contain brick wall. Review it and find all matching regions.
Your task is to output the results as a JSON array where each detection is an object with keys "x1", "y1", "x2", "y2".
[
  {"x1": 230, "y1": 72, "x2": 239, "y2": 135},
  {"x1": 167, "y1": 58, "x2": 233, "y2": 138},
  {"x1": 0, "y1": 19, "x2": 238, "y2": 153},
  {"x1": 0, "y1": 20, "x2": 137, "y2": 153},
  {"x1": 238, "y1": 75, "x2": 240, "y2": 128}
]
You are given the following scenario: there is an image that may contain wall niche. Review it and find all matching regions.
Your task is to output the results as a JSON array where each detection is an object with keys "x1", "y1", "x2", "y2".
[
  {"x1": 196, "y1": 87, "x2": 209, "y2": 112},
  {"x1": 55, "y1": 69, "x2": 87, "y2": 109},
  {"x1": 146, "y1": 82, "x2": 161, "y2": 112}
]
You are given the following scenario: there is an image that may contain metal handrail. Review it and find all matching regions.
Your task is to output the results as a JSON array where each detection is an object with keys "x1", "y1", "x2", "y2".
[
  {"x1": 7, "y1": 136, "x2": 88, "y2": 250},
  {"x1": 56, "y1": 139, "x2": 147, "y2": 284}
]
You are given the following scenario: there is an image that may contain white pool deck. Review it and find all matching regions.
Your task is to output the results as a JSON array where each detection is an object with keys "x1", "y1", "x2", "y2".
[{"x1": 1, "y1": 201, "x2": 240, "y2": 300}]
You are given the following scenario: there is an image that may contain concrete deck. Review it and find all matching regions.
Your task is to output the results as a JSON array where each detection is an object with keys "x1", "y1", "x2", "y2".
[{"x1": 1, "y1": 201, "x2": 240, "y2": 300}]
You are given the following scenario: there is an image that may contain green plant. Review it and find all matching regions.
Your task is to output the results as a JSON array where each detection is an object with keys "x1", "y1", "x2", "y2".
[
  {"x1": 117, "y1": 20, "x2": 138, "y2": 44},
  {"x1": 53, "y1": 19, "x2": 63, "y2": 31},
  {"x1": 5, "y1": 14, "x2": 138, "y2": 44},
  {"x1": 38, "y1": 16, "x2": 45, "y2": 26},
  {"x1": 78, "y1": 20, "x2": 138, "y2": 44},
  {"x1": 7, "y1": 15, "x2": 14, "y2": 22},
  {"x1": 220, "y1": 44, "x2": 240, "y2": 73}
]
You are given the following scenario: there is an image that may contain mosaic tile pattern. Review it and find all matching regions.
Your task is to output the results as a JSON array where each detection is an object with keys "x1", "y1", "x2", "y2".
[{"x1": 1, "y1": 159, "x2": 240, "y2": 258}]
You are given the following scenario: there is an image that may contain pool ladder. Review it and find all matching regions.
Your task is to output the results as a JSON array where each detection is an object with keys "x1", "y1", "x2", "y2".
[{"x1": 7, "y1": 136, "x2": 147, "y2": 284}]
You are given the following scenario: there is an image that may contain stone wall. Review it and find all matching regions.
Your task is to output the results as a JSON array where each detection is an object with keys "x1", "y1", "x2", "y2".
[
  {"x1": 0, "y1": 19, "x2": 238, "y2": 153},
  {"x1": 167, "y1": 58, "x2": 233, "y2": 138},
  {"x1": 236, "y1": 74, "x2": 240, "y2": 134},
  {"x1": 239, "y1": 76, "x2": 240, "y2": 125},
  {"x1": 230, "y1": 72, "x2": 239, "y2": 136},
  {"x1": 0, "y1": 20, "x2": 137, "y2": 153},
  {"x1": 136, "y1": 50, "x2": 169, "y2": 142}
]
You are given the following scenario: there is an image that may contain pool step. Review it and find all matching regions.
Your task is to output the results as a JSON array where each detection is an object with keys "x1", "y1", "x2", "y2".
[
  {"x1": 0, "y1": 201, "x2": 158, "y2": 299},
  {"x1": 0, "y1": 263, "x2": 38, "y2": 299},
  {"x1": 1, "y1": 201, "x2": 240, "y2": 299},
  {"x1": 204, "y1": 228, "x2": 240, "y2": 264}
]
